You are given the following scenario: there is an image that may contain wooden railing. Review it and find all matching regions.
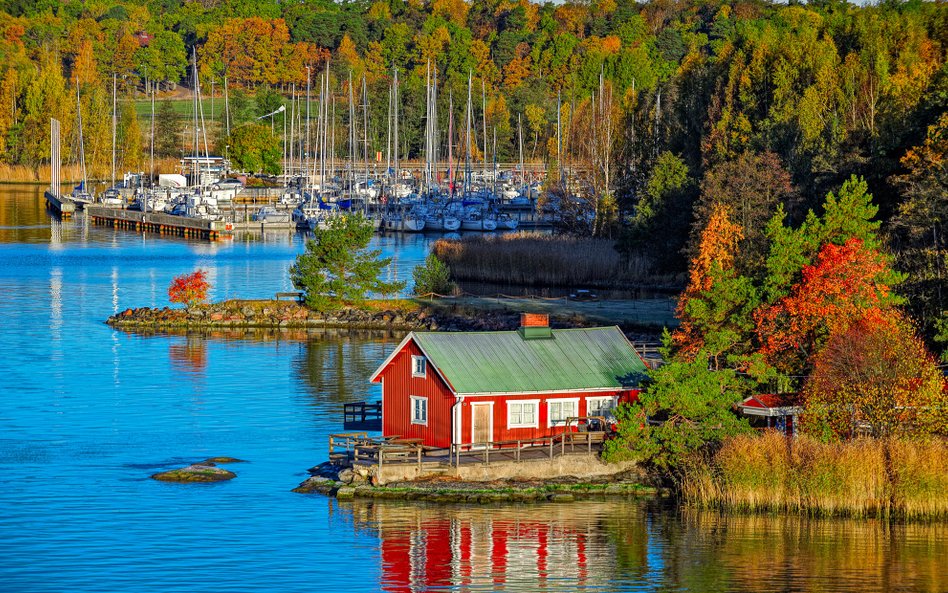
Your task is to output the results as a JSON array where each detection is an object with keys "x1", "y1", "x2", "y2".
[
  {"x1": 328, "y1": 432, "x2": 369, "y2": 464},
  {"x1": 328, "y1": 421, "x2": 612, "y2": 472},
  {"x1": 343, "y1": 401, "x2": 382, "y2": 425}
]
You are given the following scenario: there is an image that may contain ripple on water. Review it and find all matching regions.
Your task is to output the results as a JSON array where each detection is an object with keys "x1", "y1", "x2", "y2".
[{"x1": 0, "y1": 187, "x2": 945, "y2": 593}]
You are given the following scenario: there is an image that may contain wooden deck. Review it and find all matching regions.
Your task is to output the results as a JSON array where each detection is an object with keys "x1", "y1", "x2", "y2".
[{"x1": 328, "y1": 429, "x2": 608, "y2": 473}]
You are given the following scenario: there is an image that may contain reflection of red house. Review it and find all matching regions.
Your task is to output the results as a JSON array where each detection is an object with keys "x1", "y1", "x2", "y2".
[
  {"x1": 739, "y1": 394, "x2": 803, "y2": 436},
  {"x1": 369, "y1": 314, "x2": 649, "y2": 449},
  {"x1": 379, "y1": 515, "x2": 594, "y2": 592}
]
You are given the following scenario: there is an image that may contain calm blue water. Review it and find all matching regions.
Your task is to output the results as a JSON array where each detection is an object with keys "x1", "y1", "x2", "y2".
[{"x1": 0, "y1": 186, "x2": 944, "y2": 593}]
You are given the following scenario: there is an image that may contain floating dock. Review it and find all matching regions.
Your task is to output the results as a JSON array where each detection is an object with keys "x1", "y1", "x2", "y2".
[
  {"x1": 87, "y1": 206, "x2": 233, "y2": 241},
  {"x1": 44, "y1": 190, "x2": 76, "y2": 219}
]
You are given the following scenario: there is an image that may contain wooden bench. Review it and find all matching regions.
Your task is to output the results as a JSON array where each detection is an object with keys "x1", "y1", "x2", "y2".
[{"x1": 275, "y1": 291, "x2": 304, "y2": 303}]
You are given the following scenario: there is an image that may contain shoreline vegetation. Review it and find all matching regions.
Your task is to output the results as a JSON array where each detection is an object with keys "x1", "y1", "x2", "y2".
[
  {"x1": 682, "y1": 431, "x2": 948, "y2": 521},
  {"x1": 432, "y1": 233, "x2": 682, "y2": 290}
]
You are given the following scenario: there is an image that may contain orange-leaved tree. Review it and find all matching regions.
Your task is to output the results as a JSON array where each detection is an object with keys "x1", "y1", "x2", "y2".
[
  {"x1": 755, "y1": 237, "x2": 902, "y2": 373},
  {"x1": 168, "y1": 270, "x2": 210, "y2": 308},
  {"x1": 672, "y1": 203, "x2": 758, "y2": 367},
  {"x1": 802, "y1": 311, "x2": 946, "y2": 439}
]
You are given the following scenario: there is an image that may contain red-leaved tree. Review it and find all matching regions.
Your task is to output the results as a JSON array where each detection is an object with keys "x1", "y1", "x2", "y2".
[
  {"x1": 755, "y1": 238, "x2": 901, "y2": 373},
  {"x1": 168, "y1": 270, "x2": 210, "y2": 308}
]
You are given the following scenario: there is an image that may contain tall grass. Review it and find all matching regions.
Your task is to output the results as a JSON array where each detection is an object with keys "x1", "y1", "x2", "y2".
[
  {"x1": 0, "y1": 158, "x2": 181, "y2": 185},
  {"x1": 431, "y1": 232, "x2": 672, "y2": 288},
  {"x1": 682, "y1": 431, "x2": 948, "y2": 520}
]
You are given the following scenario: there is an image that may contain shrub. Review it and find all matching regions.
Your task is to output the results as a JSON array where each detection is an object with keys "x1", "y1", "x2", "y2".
[
  {"x1": 168, "y1": 270, "x2": 209, "y2": 308},
  {"x1": 412, "y1": 254, "x2": 456, "y2": 296}
]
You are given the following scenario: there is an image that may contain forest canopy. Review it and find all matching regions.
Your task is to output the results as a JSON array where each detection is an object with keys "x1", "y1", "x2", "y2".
[{"x1": 1, "y1": 0, "x2": 947, "y2": 335}]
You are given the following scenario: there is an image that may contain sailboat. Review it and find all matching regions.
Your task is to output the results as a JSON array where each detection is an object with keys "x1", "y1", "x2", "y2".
[{"x1": 69, "y1": 78, "x2": 93, "y2": 206}]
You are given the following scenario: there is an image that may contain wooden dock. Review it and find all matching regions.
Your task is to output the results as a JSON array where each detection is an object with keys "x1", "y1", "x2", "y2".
[
  {"x1": 87, "y1": 206, "x2": 233, "y2": 241},
  {"x1": 44, "y1": 190, "x2": 76, "y2": 219}
]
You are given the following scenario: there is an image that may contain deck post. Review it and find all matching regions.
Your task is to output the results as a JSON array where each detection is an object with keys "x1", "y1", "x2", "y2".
[
  {"x1": 516, "y1": 441, "x2": 521, "y2": 462},
  {"x1": 549, "y1": 438, "x2": 553, "y2": 461}
]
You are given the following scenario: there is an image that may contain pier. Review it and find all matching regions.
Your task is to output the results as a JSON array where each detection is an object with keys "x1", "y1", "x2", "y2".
[
  {"x1": 88, "y1": 206, "x2": 233, "y2": 240},
  {"x1": 44, "y1": 190, "x2": 76, "y2": 219}
]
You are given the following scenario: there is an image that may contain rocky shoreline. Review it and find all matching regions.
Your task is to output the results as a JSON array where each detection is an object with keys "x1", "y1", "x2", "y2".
[
  {"x1": 106, "y1": 299, "x2": 662, "y2": 338},
  {"x1": 292, "y1": 462, "x2": 659, "y2": 503}
]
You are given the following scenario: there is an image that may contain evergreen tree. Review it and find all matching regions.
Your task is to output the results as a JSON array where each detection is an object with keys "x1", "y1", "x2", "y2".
[
  {"x1": 155, "y1": 100, "x2": 182, "y2": 158},
  {"x1": 290, "y1": 214, "x2": 406, "y2": 311}
]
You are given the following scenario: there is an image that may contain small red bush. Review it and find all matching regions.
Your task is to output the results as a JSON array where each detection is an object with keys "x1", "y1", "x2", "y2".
[{"x1": 168, "y1": 270, "x2": 210, "y2": 308}]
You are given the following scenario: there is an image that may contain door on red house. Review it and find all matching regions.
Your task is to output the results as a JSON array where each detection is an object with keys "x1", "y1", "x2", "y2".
[{"x1": 472, "y1": 404, "x2": 491, "y2": 446}]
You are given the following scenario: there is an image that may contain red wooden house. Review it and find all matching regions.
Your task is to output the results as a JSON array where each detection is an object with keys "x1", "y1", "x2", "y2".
[{"x1": 368, "y1": 314, "x2": 649, "y2": 449}]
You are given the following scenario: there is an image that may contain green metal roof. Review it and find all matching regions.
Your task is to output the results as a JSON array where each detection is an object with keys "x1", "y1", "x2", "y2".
[{"x1": 412, "y1": 327, "x2": 648, "y2": 395}]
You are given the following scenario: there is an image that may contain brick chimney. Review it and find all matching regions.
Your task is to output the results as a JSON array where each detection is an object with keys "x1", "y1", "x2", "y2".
[{"x1": 519, "y1": 313, "x2": 553, "y2": 339}]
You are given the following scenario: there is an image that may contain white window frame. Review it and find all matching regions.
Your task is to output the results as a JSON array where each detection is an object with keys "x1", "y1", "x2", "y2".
[
  {"x1": 586, "y1": 396, "x2": 618, "y2": 418},
  {"x1": 507, "y1": 399, "x2": 540, "y2": 429},
  {"x1": 410, "y1": 395, "x2": 428, "y2": 425},
  {"x1": 547, "y1": 398, "x2": 581, "y2": 427},
  {"x1": 411, "y1": 355, "x2": 427, "y2": 378}
]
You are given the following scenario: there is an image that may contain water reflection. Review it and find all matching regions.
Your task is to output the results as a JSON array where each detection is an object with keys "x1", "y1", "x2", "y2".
[
  {"x1": 340, "y1": 500, "x2": 948, "y2": 593},
  {"x1": 168, "y1": 334, "x2": 209, "y2": 376},
  {"x1": 293, "y1": 329, "x2": 401, "y2": 405}
]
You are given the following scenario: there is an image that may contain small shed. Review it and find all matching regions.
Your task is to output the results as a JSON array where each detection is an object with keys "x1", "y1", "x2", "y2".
[
  {"x1": 369, "y1": 314, "x2": 649, "y2": 449},
  {"x1": 738, "y1": 394, "x2": 803, "y2": 436}
]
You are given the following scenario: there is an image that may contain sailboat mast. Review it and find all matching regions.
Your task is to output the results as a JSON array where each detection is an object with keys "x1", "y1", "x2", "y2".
[
  {"x1": 386, "y1": 79, "x2": 392, "y2": 186},
  {"x1": 393, "y1": 68, "x2": 399, "y2": 185},
  {"x1": 424, "y1": 61, "x2": 431, "y2": 195},
  {"x1": 224, "y1": 73, "x2": 230, "y2": 137},
  {"x1": 432, "y1": 66, "x2": 439, "y2": 196},
  {"x1": 349, "y1": 70, "x2": 355, "y2": 194},
  {"x1": 150, "y1": 85, "x2": 155, "y2": 190},
  {"x1": 111, "y1": 72, "x2": 116, "y2": 189},
  {"x1": 76, "y1": 78, "x2": 87, "y2": 192},
  {"x1": 556, "y1": 90, "x2": 562, "y2": 185},
  {"x1": 362, "y1": 74, "x2": 369, "y2": 201},
  {"x1": 518, "y1": 113, "x2": 524, "y2": 194},
  {"x1": 481, "y1": 78, "x2": 487, "y2": 180},
  {"x1": 448, "y1": 90, "x2": 453, "y2": 199},
  {"x1": 465, "y1": 71, "x2": 472, "y2": 195},
  {"x1": 305, "y1": 67, "x2": 311, "y2": 189}
]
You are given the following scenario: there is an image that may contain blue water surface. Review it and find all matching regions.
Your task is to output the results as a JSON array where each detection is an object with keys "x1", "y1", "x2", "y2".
[{"x1": 0, "y1": 186, "x2": 944, "y2": 593}]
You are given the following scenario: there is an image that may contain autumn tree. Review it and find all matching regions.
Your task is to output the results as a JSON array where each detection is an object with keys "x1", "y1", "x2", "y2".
[
  {"x1": 756, "y1": 238, "x2": 904, "y2": 375},
  {"x1": 693, "y1": 151, "x2": 798, "y2": 273},
  {"x1": 672, "y1": 203, "x2": 758, "y2": 367},
  {"x1": 892, "y1": 113, "x2": 948, "y2": 330},
  {"x1": 118, "y1": 100, "x2": 141, "y2": 171},
  {"x1": 763, "y1": 176, "x2": 885, "y2": 303},
  {"x1": 803, "y1": 312, "x2": 946, "y2": 439},
  {"x1": 168, "y1": 271, "x2": 210, "y2": 308}
]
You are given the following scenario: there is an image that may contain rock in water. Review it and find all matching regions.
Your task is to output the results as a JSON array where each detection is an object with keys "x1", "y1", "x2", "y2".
[
  {"x1": 151, "y1": 463, "x2": 236, "y2": 483},
  {"x1": 202, "y1": 457, "x2": 246, "y2": 464}
]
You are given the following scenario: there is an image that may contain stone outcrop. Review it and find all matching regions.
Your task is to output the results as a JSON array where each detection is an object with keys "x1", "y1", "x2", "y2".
[
  {"x1": 108, "y1": 300, "x2": 557, "y2": 333},
  {"x1": 292, "y1": 461, "x2": 657, "y2": 503},
  {"x1": 151, "y1": 462, "x2": 237, "y2": 483}
]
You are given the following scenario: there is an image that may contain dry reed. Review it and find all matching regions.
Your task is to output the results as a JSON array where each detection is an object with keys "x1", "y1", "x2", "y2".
[
  {"x1": 431, "y1": 232, "x2": 664, "y2": 288},
  {"x1": 682, "y1": 431, "x2": 948, "y2": 520},
  {"x1": 0, "y1": 158, "x2": 181, "y2": 185}
]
